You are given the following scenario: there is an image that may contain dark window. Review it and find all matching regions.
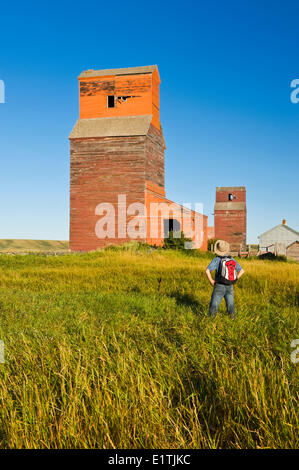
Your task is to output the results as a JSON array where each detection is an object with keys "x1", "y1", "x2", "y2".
[
  {"x1": 229, "y1": 193, "x2": 235, "y2": 201},
  {"x1": 163, "y1": 219, "x2": 181, "y2": 238},
  {"x1": 107, "y1": 95, "x2": 115, "y2": 108}
]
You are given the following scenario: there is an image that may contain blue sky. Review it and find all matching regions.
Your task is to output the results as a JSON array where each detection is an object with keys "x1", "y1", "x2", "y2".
[{"x1": 0, "y1": 0, "x2": 298, "y2": 243}]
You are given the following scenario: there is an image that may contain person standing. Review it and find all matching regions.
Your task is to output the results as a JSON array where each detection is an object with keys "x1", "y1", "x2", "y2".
[{"x1": 205, "y1": 240, "x2": 245, "y2": 319}]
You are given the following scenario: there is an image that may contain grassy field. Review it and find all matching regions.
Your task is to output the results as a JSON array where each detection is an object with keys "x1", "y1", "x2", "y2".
[
  {"x1": 0, "y1": 244, "x2": 298, "y2": 448},
  {"x1": 0, "y1": 239, "x2": 69, "y2": 253}
]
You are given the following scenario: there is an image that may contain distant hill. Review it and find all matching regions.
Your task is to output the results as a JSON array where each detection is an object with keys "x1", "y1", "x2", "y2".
[{"x1": 0, "y1": 239, "x2": 69, "y2": 253}]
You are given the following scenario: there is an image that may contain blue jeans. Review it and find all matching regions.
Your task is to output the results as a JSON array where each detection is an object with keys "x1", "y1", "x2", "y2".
[{"x1": 209, "y1": 283, "x2": 235, "y2": 319}]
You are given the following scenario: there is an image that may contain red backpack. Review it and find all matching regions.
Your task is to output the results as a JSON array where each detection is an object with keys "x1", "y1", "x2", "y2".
[{"x1": 216, "y1": 256, "x2": 238, "y2": 285}]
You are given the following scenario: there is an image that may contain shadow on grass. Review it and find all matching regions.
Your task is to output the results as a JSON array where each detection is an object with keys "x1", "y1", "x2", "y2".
[{"x1": 169, "y1": 291, "x2": 205, "y2": 315}]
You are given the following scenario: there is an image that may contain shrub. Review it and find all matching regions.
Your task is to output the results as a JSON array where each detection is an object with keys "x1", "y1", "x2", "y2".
[
  {"x1": 163, "y1": 230, "x2": 193, "y2": 250},
  {"x1": 208, "y1": 238, "x2": 217, "y2": 251},
  {"x1": 258, "y1": 252, "x2": 287, "y2": 262}
]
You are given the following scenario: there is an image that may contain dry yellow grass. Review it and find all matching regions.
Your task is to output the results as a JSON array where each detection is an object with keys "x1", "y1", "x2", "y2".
[
  {"x1": 0, "y1": 239, "x2": 68, "y2": 253},
  {"x1": 0, "y1": 245, "x2": 298, "y2": 448}
]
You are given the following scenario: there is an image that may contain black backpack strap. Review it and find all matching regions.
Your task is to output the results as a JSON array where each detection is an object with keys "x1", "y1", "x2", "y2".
[{"x1": 216, "y1": 256, "x2": 224, "y2": 279}]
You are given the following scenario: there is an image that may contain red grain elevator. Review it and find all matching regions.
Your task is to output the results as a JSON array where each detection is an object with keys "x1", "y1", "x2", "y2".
[
  {"x1": 214, "y1": 186, "x2": 247, "y2": 251},
  {"x1": 69, "y1": 65, "x2": 208, "y2": 251}
]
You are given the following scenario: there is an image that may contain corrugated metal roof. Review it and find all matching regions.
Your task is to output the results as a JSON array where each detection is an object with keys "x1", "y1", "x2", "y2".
[
  {"x1": 79, "y1": 65, "x2": 157, "y2": 79},
  {"x1": 69, "y1": 115, "x2": 152, "y2": 139}
]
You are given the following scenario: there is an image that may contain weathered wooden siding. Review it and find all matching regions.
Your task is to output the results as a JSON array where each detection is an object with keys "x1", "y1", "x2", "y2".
[
  {"x1": 151, "y1": 68, "x2": 160, "y2": 130},
  {"x1": 207, "y1": 226, "x2": 215, "y2": 239},
  {"x1": 145, "y1": 123, "x2": 165, "y2": 188},
  {"x1": 145, "y1": 182, "x2": 208, "y2": 250},
  {"x1": 214, "y1": 187, "x2": 247, "y2": 251},
  {"x1": 286, "y1": 241, "x2": 299, "y2": 262},
  {"x1": 79, "y1": 73, "x2": 158, "y2": 127},
  {"x1": 70, "y1": 136, "x2": 147, "y2": 251}
]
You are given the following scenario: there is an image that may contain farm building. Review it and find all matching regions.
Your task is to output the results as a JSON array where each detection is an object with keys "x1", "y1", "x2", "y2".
[
  {"x1": 286, "y1": 241, "x2": 299, "y2": 262},
  {"x1": 69, "y1": 65, "x2": 208, "y2": 251},
  {"x1": 258, "y1": 220, "x2": 299, "y2": 253},
  {"x1": 207, "y1": 226, "x2": 215, "y2": 240}
]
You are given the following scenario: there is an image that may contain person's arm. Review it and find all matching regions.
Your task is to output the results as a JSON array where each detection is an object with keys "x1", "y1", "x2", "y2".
[
  {"x1": 235, "y1": 259, "x2": 244, "y2": 280},
  {"x1": 205, "y1": 268, "x2": 215, "y2": 287},
  {"x1": 205, "y1": 258, "x2": 217, "y2": 286},
  {"x1": 237, "y1": 268, "x2": 245, "y2": 280}
]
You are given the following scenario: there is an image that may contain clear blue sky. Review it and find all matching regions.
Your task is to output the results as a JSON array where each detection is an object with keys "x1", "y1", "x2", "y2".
[{"x1": 0, "y1": 0, "x2": 298, "y2": 243}]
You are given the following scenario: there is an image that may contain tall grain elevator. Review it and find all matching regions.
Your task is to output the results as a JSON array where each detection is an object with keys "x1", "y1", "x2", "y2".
[{"x1": 69, "y1": 65, "x2": 208, "y2": 251}]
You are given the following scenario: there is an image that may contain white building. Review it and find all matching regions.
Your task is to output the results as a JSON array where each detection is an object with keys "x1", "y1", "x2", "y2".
[{"x1": 258, "y1": 220, "x2": 299, "y2": 253}]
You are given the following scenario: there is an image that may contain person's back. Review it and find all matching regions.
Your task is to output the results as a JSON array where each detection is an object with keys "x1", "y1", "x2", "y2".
[{"x1": 205, "y1": 240, "x2": 245, "y2": 319}]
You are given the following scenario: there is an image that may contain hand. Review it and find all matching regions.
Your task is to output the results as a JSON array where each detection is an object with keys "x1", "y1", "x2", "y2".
[{"x1": 210, "y1": 280, "x2": 215, "y2": 287}]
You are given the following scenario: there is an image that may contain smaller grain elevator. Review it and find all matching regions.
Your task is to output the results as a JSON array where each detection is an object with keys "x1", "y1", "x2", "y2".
[{"x1": 214, "y1": 186, "x2": 247, "y2": 251}]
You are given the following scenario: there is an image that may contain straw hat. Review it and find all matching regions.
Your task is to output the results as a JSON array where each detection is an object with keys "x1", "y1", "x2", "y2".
[{"x1": 214, "y1": 239, "x2": 230, "y2": 256}]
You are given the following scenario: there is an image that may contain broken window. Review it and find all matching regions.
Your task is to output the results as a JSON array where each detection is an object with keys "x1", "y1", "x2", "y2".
[
  {"x1": 229, "y1": 193, "x2": 235, "y2": 201},
  {"x1": 117, "y1": 96, "x2": 132, "y2": 102},
  {"x1": 107, "y1": 95, "x2": 115, "y2": 108},
  {"x1": 163, "y1": 219, "x2": 181, "y2": 238}
]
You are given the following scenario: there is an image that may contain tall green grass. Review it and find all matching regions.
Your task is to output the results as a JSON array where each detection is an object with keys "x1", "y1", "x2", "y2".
[{"x1": 0, "y1": 246, "x2": 298, "y2": 448}]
